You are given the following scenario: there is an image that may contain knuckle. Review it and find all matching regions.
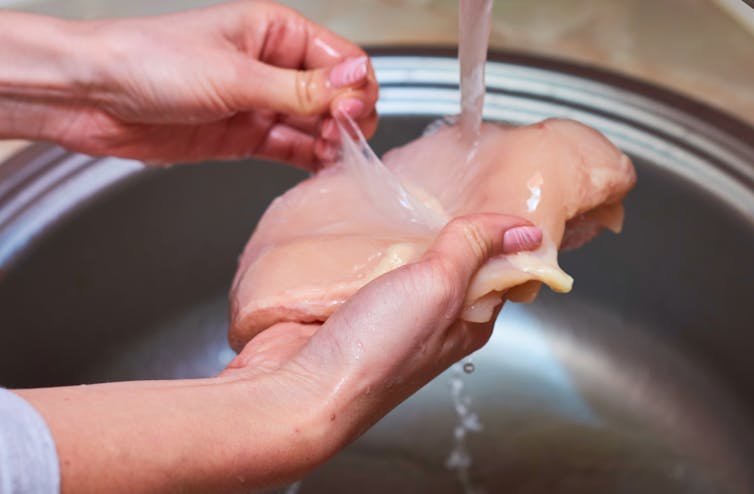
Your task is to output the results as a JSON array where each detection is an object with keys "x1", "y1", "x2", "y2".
[
  {"x1": 452, "y1": 217, "x2": 491, "y2": 261},
  {"x1": 294, "y1": 70, "x2": 318, "y2": 115},
  {"x1": 419, "y1": 257, "x2": 464, "y2": 318},
  {"x1": 465, "y1": 322, "x2": 494, "y2": 353}
]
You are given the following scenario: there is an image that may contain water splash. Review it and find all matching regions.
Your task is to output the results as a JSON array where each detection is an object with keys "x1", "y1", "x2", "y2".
[{"x1": 446, "y1": 358, "x2": 486, "y2": 494}]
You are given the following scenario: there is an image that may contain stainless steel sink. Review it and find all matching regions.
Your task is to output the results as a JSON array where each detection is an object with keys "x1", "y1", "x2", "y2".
[{"x1": 1, "y1": 50, "x2": 753, "y2": 493}]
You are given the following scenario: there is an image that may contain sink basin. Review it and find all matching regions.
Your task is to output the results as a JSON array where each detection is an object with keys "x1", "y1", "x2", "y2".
[{"x1": 1, "y1": 50, "x2": 753, "y2": 493}]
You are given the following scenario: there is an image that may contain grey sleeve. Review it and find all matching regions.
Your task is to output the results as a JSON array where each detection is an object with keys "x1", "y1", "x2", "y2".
[{"x1": 0, "y1": 388, "x2": 60, "y2": 494}]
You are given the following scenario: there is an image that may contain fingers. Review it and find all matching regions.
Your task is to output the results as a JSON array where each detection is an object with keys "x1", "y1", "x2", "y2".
[
  {"x1": 244, "y1": 117, "x2": 341, "y2": 170},
  {"x1": 294, "y1": 214, "x2": 543, "y2": 374},
  {"x1": 221, "y1": 322, "x2": 320, "y2": 377},
  {"x1": 313, "y1": 138, "x2": 339, "y2": 165},
  {"x1": 502, "y1": 224, "x2": 543, "y2": 253},
  {"x1": 217, "y1": 215, "x2": 543, "y2": 448},
  {"x1": 250, "y1": 1, "x2": 366, "y2": 70},
  {"x1": 316, "y1": 110, "x2": 378, "y2": 165},
  {"x1": 278, "y1": 214, "x2": 542, "y2": 438},
  {"x1": 246, "y1": 97, "x2": 378, "y2": 168},
  {"x1": 329, "y1": 83, "x2": 380, "y2": 138},
  {"x1": 279, "y1": 114, "x2": 322, "y2": 135},
  {"x1": 227, "y1": 54, "x2": 378, "y2": 166},
  {"x1": 219, "y1": 216, "x2": 541, "y2": 378},
  {"x1": 231, "y1": 55, "x2": 376, "y2": 118},
  {"x1": 316, "y1": 109, "x2": 378, "y2": 165},
  {"x1": 222, "y1": 2, "x2": 379, "y2": 162},
  {"x1": 254, "y1": 123, "x2": 318, "y2": 168},
  {"x1": 421, "y1": 214, "x2": 539, "y2": 293}
]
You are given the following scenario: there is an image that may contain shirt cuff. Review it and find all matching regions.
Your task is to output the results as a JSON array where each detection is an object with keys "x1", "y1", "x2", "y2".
[{"x1": 0, "y1": 388, "x2": 60, "y2": 494}]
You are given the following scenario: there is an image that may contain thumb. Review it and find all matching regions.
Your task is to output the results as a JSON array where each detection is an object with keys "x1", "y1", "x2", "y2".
[
  {"x1": 281, "y1": 214, "x2": 542, "y2": 439},
  {"x1": 231, "y1": 56, "x2": 371, "y2": 117},
  {"x1": 292, "y1": 214, "x2": 543, "y2": 375}
]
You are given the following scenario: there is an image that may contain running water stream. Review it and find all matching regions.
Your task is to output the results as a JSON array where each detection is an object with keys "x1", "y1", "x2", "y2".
[
  {"x1": 446, "y1": 357, "x2": 485, "y2": 494},
  {"x1": 458, "y1": 0, "x2": 494, "y2": 142},
  {"x1": 446, "y1": 1, "x2": 494, "y2": 492},
  {"x1": 282, "y1": 2, "x2": 495, "y2": 492}
]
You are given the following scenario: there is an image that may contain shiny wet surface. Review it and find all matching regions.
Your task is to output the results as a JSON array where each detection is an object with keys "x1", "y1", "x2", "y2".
[{"x1": 1, "y1": 113, "x2": 753, "y2": 493}]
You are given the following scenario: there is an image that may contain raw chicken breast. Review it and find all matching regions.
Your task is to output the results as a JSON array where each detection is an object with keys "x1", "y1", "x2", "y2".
[{"x1": 229, "y1": 118, "x2": 636, "y2": 351}]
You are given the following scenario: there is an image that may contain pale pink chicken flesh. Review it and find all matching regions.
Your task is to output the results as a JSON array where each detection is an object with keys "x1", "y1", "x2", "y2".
[{"x1": 229, "y1": 118, "x2": 636, "y2": 351}]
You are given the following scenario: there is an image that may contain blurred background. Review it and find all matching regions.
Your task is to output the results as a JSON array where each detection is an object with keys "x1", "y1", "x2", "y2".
[{"x1": 0, "y1": 0, "x2": 752, "y2": 124}]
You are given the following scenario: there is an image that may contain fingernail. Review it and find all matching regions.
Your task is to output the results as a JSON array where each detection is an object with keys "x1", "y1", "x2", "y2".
[
  {"x1": 321, "y1": 144, "x2": 338, "y2": 162},
  {"x1": 316, "y1": 139, "x2": 339, "y2": 163},
  {"x1": 502, "y1": 226, "x2": 543, "y2": 254},
  {"x1": 321, "y1": 118, "x2": 339, "y2": 141},
  {"x1": 336, "y1": 98, "x2": 365, "y2": 119},
  {"x1": 329, "y1": 56, "x2": 368, "y2": 88}
]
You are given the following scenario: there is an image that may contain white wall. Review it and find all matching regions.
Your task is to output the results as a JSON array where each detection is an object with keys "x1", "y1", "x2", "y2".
[{"x1": 0, "y1": 0, "x2": 225, "y2": 18}]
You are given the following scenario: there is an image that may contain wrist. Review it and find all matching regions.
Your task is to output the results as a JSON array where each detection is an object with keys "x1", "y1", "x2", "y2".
[
  {"x1": 222, "y1": 372, "x2": 341, "y2": 478},
  {"x1": 20, "y1": 375, "x2": 338, "y2": 493},
  {"x1": 0, "y1": 12, "x2": 105, "y2": 140}
]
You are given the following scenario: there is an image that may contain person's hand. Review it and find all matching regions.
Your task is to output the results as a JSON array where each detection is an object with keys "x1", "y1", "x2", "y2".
[
  {"x1": 0, "y1": 2, "x2": 378, "y2": 168},
  {"x1": 17, "y1": 214, "x2": 541, "y2": 493},
  {"x1": 221, "y1": 215, "x2": 543, "y2": 469}
]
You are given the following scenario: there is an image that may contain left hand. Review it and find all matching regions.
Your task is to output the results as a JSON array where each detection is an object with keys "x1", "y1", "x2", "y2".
[{"x1": 0, "y1": 2, "x2": 379, "y2": 168}]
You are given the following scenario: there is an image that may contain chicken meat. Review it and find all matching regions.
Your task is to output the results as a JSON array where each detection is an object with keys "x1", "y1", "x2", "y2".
[{"x1": 228, "y1": 118, "x2": 636, "y2": 350}]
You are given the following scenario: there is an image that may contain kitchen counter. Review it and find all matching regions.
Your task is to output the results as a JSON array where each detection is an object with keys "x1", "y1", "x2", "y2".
[{"x1": 1, "y1": 0, "x2": 753, "y2": 161}]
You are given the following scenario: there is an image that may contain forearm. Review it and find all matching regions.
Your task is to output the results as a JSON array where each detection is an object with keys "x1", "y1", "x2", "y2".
[
  {"x1": 16, "y1": 375, "x2": 335, "y2": 494},
  {"x1": 0, "y1": 12, "x2": 101, "y2": 141}
]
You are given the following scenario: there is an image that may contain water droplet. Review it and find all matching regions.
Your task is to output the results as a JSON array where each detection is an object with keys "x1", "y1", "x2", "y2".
[
  {"x1": 463, "y1": 362, "x2": 475, "y2": 374},
  {"x1": 463, "y1": 413, "x2": 483, "y2": 431}
]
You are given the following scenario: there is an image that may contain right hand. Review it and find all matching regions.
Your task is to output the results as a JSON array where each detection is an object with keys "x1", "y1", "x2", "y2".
[
  {"x1": 223, "y1": 214, "x2": 543, "y2": 468},
  {"x1": 18, "y1": 215, "x2": 542, "y2": 494}
]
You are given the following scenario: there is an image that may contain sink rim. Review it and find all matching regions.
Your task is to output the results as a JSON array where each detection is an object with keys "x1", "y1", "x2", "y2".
[{"x1": 1, "y1": 47, "x2": 752, "y2": 272}]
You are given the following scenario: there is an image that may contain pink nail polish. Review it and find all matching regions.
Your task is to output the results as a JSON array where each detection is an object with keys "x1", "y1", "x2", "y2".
[
  {"x1": 336, "y1": 98, "x2": 365, "y2": 119},
  {"x1": 316, "y1": 139, "x2": 339, "y2": 163},
  {"x1": 502, "y1": 226, "x2": 543, "y2": 254},
  {"x1": 322, "y1": 144, "x2": 339, "y2": 162},
  {"x1": 330, "y1": 56, "x2": 368, "y2": 88},
  {"x1": 321, "y1": 119, "x2": 339, "y2": 141}
]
